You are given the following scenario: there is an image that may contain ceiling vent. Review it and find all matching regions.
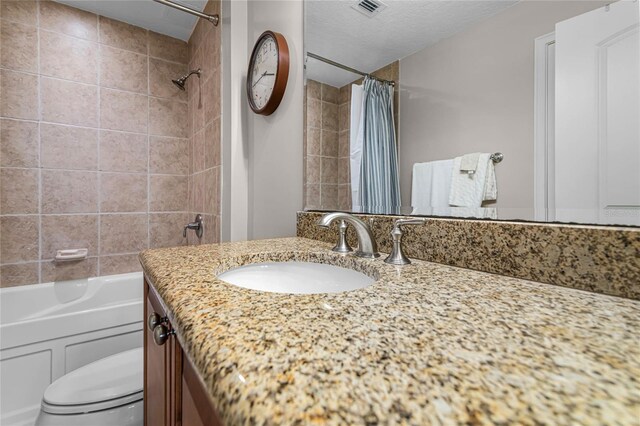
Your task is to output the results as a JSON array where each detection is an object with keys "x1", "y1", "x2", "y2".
[{"x1": 352, "y1": 0, "x2": 387, "y2": 18}]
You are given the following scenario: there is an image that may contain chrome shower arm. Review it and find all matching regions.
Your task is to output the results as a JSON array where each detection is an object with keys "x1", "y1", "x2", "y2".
[
  {"x1": 172, "y1": 68, "x2": 201, "y2": 90},
  {"x1": 185, "y1": 69, "x2": 201, "y2": 79},
  {"x1": 153, "y1": 0, "x2": 219, "y2": 26}
]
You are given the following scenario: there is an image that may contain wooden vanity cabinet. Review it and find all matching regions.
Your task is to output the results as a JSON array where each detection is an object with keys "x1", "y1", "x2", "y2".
[{"x1": 144, "y1": 278, "x2": 222, "y2": 426}]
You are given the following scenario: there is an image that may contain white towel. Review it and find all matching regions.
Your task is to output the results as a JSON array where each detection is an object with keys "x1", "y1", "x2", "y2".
[
  {"x1": 449, "y1": 153, "x2": 497, "y2": 207},
  {"x1": 350, "y1": 84, "x2": 365, "y2": 210},
  {"x1": 460, "y1": 152, "x2": 481, "y2": 174},
  {"x1": 450, "y1": 207, "x2": 498, "y2": 219},
  {"x1": 411, "y1": 160, "x2": 454, "y2": 215}
]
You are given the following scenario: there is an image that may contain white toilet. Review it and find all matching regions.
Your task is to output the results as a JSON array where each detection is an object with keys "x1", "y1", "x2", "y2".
[{"x1": 35, "y1": 348, "x2": 144, "y2": 426}]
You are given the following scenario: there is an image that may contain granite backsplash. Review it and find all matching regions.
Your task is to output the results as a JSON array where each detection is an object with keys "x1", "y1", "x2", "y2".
[{"x1": 297, "y1": 211, "x2": 640, "y2": 300}]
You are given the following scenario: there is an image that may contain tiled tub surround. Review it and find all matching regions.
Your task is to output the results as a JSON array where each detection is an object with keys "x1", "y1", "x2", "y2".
[
  {"x1": 0, "y1": 0, "x2": 192, "y2": 286},
  {"x1": 297, "y1": 211, "x2": 640, "y2": 300},
  {"x1": 304, "y1": 80, "x2": 343, "y2": 210},
  {"x1": 139, "y1": 237, "x2": 640, "y2": 425},
  {"x1": 186, "y1": 0, "x2": 221, "y2": 245}
]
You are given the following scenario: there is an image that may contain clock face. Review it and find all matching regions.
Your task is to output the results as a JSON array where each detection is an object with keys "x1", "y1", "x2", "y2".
[
  {"x1": 246, "y1": 31, "x2": 289, "y2": 116},
  {"x1": 249, "y1": 35, "x2": 279, "y2": 110}
]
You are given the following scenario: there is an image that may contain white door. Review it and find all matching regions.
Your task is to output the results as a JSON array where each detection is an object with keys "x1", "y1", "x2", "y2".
[{"x1": 555, "y1": 1, "x2": 640, "y2": 225}]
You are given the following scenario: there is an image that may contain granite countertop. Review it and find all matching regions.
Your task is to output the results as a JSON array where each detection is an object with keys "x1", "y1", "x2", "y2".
[{"x1": 139, "y1": 237, "x2": 640, "y2": 425}]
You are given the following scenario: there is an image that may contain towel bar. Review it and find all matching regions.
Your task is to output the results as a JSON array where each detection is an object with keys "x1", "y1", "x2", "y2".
[{"x1": 490, "y1": 152, "x2": 504, "y2": 163}]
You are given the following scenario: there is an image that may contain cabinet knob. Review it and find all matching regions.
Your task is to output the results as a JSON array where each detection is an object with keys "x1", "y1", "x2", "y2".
[
  {"x1": 153, "y1": 324, "x2": 175, "y2": 346},
  {"x1": 147, "y1": 312, "x2": 168, "y2": 331}
]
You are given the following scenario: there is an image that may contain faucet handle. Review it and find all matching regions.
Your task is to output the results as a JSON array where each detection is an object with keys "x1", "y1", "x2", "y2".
[
  {"x1": 392, "y1": 218, "x2": 426, "y2": 231},
  {"x1": 384, "y1": 218, "x2": 426, "y2": 265},
  {"x1": 331, "y1": 220, "x2": 353, "y2": 254},
  {"x1": 184, "y1": 214, "x2": 204, "y2": 240}
]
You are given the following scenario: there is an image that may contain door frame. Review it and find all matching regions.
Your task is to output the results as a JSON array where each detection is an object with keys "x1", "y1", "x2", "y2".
[{"x1": 533, "y1": 32, "x2": 556, "y2": 222}]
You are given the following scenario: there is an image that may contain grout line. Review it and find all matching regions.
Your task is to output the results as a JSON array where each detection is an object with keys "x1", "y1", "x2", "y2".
[
  {"x1": 0, "y1": 211, "x2": 191, "y2": 218},
  {"x1": 1, "y1": 260, "x2": 42, "y2": 267},
  {"x1": 2, "y1": 167, "x2": 188, "y2": 177},
  {"x1": 1, "y1": 250, "x2": 142, "y2": 267},
  {"x1": 0, "y1": 67, "x2": 188, "y2": 105},
  {"x1": 0, "y1": 15, "x2": 188, "y2": 66},
  {"x1": 0, "y1": 168, "x2": 187, "y2": 179},
  {"x1": 1, "y1": 118, "x2": 143, "y2": 134},
  {"x1": 0, "y1": 117, "x2": 40, "y2": 126},
  {"x1": 0, "y1": 87, "x2": 185, "y2": 137},
  {"x1": 97, "y1": 28, "x2": 102, "y2": 275},
  {"x1": 36, "y1": 1, "x2": 42, "y2": 284},
  {"x1": 147, "y1": 48, "x2": 152, "y2": 252}
]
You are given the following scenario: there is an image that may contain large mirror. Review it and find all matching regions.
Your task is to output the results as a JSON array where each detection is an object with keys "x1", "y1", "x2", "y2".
[{"x1": 303, "y1": 0, "x2": 640, "y2": 226}]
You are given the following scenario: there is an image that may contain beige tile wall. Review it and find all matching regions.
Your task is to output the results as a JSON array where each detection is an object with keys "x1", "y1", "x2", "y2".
[
  {"x1": 304, "y1": 80, "x2": 341, "y2": 210},
  {"x1": 0, "y1": 0, "x2": 191, "y2": 287},
  {"x1": 186, "y1": 0, "x2": 221, "y2": 244}
]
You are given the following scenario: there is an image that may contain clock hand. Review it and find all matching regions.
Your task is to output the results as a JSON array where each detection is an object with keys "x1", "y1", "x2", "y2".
[
  {"x1": 252, "y1": 71, "x2": 267, "y2": 88},
  {"x1": 252, "y1": 71, "x2": 276, "y2": 88}
]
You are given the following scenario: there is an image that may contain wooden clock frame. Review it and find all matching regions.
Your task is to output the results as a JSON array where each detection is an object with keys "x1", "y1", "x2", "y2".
[{"x1": 246, "y1": 31, "x2": 290, "y2": 116}]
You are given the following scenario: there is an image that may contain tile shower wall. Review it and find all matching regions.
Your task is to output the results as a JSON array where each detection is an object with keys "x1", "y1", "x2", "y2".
[
  {"x1": 304, "y1": 80, "x2": 342, "y2": 210},
  {"x1": 304, "y1": 61, "x2": 399, "y2": 212},
  {"x1": 0, "y1": 0, "x2": 190, "y2": 286},
  {"x1": 187, "y1": 0, "x2": 221, "y2": 244}
]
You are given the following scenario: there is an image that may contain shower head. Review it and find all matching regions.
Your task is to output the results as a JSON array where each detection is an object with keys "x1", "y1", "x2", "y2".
[
  {"x1": 171, "y1": 77, "x2": 187, "y2": 90},
  {"x1": 172, "y1": 69, "x2": 201, "y2": 91}
]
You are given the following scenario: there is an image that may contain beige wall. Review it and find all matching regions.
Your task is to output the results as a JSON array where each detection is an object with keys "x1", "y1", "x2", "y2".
[
  {"x1": 0, "y1": 0, "x2": 191, "y2": 286},
  {"x1": 187, "y1": 0, "x2": 221, "y2": 244},
  {"x1": 247, "y1": 0, "x2": 304, "y2": 239},
  {"x1": 399, "y1": 1, "x2": 607, "y2": 218}
]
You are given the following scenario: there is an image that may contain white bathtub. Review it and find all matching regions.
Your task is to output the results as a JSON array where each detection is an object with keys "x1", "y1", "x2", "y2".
[{"x1": 0, "y1": 272, "x2": 144, "y2": 426}]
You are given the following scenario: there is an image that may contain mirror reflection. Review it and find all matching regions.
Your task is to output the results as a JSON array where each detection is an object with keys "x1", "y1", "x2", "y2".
[{"x1": 303, "y1": 0, "x2": 640, "y2": 226}]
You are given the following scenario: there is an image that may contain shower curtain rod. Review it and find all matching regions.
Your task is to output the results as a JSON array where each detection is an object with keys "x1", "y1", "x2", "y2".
[
  {"x1": 307, "y1": 52, "x2": 396, "y2": 86},
  {"x1": 152, "y1": 0, "x2": 219, "y2": 26}
]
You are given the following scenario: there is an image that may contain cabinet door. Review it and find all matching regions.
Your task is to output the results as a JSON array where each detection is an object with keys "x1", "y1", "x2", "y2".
[
  {"x1": 181, "y1": 373, "x2": 205, "y2": 426},
  {"x1": 144, "y1": 282, "x2": 170, "y2": 426},
  {"x1": 181, "y1": 352, "x2": 223, "y2": 426},
  {"x1": 144, "y1": 277, "x2": 222, "y2": 426}
]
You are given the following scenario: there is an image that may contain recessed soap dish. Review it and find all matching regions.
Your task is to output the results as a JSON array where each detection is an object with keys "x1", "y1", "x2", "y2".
[{"x1": 54, "y1": 249, "x2": 88, "y2": 262}]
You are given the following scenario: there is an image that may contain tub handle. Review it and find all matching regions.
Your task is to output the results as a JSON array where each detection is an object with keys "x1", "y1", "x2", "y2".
[
  {"x1": 147, "y1": 313, "x2": 168, "y2": 331},
  {"x1": 153, "y1": 324, "x2": 175, "y2": 346}
]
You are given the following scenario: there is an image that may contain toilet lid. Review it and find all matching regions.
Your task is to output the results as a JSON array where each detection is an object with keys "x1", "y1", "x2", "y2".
[{"x1": 44, "y1": 348, "x2": 143, "y2": 408}]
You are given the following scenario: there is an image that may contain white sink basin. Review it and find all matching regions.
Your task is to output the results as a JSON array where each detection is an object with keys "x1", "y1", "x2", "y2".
[{"x1": 217, "y1": 261, "x2": 374, "y2": 294}]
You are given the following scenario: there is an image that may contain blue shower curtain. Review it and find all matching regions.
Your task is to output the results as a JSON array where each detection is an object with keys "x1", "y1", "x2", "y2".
[{"x1": 359, "y1": 77, "x2": 401, "y2": 214}]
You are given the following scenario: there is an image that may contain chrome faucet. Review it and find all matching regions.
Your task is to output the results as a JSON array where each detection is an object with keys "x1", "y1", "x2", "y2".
[
  {"x1": 183, "y1": 214, "x2": 204, "y2": 240},
  {"x1": 384, "y1": 218, "x2": 426, "y2": 265},
  {"x1": 317, "y1": 212, "x2": 379, "y2": 259}
]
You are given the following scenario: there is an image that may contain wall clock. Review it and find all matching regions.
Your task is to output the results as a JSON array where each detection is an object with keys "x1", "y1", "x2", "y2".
[{"x1": 247, "y1": 31, "x2": 290, "y2": 116}]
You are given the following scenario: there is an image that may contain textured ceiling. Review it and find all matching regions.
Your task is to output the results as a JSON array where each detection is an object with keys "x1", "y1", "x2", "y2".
[
  {"x1": 306, "y1": 0, "x2": 519, "y2": 87},
  {"x1": 54, "y1": 0, "x2": 207, "y2": 41}
]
